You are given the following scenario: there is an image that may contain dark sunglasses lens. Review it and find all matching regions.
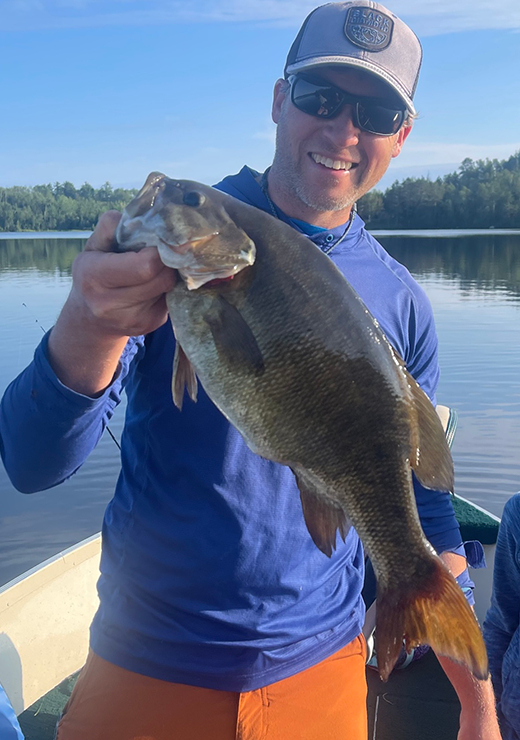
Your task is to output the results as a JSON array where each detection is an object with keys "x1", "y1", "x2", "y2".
[
  {"x1": 357, "y1": 103, "x2": 405, "y2": 135},
  {"x1": 291, "y1": 78, "x2": 342, "y2": 118}
]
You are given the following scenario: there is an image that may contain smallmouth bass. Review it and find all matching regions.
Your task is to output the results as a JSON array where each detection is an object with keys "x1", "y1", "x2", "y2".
[{"x1": 116, "y1": 172, "x2": 488, "y2": 682}]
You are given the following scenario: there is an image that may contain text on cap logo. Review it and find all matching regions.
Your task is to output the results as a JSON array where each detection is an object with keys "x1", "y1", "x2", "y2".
[{"x1": 344, "y1": 7, "x2": 394, "y2": 52}]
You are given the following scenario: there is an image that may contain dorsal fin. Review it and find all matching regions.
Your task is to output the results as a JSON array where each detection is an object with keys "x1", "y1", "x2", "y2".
[{"x1": 407, "y1": 372, "x2": 454, "y2": 492}]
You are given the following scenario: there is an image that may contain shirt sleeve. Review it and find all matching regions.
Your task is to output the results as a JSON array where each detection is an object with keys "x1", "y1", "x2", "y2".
[
  {"x1": 0, "y1": 331, "x2": 144, "y2": 493},
  {"x1": 403, "y1": 277, "x2": 440, "y2": 406},
  {"x1": 483, "y1": 494, "x2": 520, "y2": 702},
  {"x1": 0, "y1": 683, "x2": 23, "y2": 740}
]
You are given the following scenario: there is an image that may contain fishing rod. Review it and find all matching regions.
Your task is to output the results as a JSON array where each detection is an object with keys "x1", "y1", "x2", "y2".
[{"x1": 22, "y1": 302, "x2": 122, "y2": 451}]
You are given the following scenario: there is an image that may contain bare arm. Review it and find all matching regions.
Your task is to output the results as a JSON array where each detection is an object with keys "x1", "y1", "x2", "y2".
[
  {"x1": 48, "y1": 210, "x2": 176, "y2": 396},
  {"x1": 437, "y1": 656, "x2": 501, "y2": 740},
  {"x1": 438, "y1": 551, "x2": 502, "y2": 740}
]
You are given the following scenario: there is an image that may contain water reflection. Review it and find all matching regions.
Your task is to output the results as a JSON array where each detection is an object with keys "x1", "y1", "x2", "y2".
[
  {"x1": 378, "y1": 234, "x2": 520, "y2": 299},
  {"x1": 0, "y1": 238, "x2": 84, "y2": 276},
  {"x1": 3, "y1": 232, "x2": 520, "y2": 298}
]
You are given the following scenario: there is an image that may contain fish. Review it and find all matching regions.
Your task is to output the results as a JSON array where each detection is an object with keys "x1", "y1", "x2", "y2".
[{"x1": 116, "y1": 171, "x2": 488, "y2": 682}]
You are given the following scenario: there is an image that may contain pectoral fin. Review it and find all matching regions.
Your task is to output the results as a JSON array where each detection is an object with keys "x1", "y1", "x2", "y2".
[
  {"x1": 172, "y1": 341, "x2": 198, "y2": 410},
  {"x1": 204, "y1": 295, "x2": 264, "y2": 375},
  {"x1": 292, "y1": 465, "x2": 351, "y2": 557}
]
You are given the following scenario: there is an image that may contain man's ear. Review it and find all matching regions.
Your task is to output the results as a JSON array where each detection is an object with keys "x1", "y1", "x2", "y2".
[
  {"x1": 391, "y1": 123, "x2": 412, "y2": 159},
  {"x1": 272, "y1": 79, "x2": 289, "y2": 124}
]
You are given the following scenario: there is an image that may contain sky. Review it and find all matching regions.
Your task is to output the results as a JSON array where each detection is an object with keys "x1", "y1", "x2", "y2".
[{"x1": 0, "y1": 0, "x2": 519, "y2": 193}]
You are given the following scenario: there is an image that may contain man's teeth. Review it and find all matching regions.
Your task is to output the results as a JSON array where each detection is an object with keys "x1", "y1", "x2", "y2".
[{"x1": 311, "y1": 154, "x2": 353, "y2": 170}]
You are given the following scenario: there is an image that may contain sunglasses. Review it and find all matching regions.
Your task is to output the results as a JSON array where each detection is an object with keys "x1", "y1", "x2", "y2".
[{"x1": 289, "y1": 75, "x2": 407, "y2": 137}]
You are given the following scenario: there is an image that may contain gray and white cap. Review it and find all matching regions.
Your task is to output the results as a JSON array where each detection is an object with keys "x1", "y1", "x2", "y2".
[{"x1": 284, "y1": 1, "x2": 422, "y2": 115}]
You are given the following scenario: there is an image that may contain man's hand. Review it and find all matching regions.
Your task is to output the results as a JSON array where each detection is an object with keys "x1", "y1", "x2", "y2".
[
  {"x1": 48, "y1": 210, "x2": 176, "y2": 396},
  {"x1": 71, "y1": 210, "x2": 176, "y2": 338}
]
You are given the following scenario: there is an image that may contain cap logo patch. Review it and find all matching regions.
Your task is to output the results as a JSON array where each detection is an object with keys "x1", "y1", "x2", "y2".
[{"x1": 344, "y1": 7, "x2": 393, "y2": 52}]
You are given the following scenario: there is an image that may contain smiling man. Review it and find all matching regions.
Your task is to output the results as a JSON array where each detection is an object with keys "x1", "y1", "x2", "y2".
[
  {"x1": 268, "y1": 68, "x2": 410, "y2": 226},
  {"x1": 0, "y1": 2, "x2": 501, "y2": 740}
]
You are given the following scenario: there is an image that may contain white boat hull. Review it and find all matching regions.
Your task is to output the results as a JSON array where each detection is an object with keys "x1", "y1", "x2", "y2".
[{"x1": 0, "y1": 533, "x2": 101, "y2": 715}]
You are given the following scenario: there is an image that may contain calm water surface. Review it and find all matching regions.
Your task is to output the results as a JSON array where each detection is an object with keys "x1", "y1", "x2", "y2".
[{"x1": 1, "y1": 232, "x2": 520, "y2": 586}]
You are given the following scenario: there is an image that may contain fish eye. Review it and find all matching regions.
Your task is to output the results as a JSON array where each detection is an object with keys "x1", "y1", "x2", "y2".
[{"x1": 183, "y1": 191, "x2": 205, "y2": 207}]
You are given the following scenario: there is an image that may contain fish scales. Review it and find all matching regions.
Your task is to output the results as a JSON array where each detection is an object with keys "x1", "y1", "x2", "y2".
[{"x1": 116, "y1": 172, "x2": 488, "y2": 682}]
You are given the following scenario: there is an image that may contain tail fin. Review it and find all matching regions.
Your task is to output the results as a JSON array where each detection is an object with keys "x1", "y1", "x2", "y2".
[{"x1": 375, "y1": 556, "x2": 488, "y2": 682}]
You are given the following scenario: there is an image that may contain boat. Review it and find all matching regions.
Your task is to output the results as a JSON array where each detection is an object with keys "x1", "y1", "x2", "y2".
[{"x1": 0, "y1": 408, "x2": 501, "y2": 740}]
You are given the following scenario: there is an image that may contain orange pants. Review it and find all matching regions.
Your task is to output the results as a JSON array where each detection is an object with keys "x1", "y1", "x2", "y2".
[{"x1": 55, "y1": 635, "x2": 367, "y2": 740}]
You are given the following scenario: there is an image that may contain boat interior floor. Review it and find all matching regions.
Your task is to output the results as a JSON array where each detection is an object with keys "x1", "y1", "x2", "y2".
[
  {"x1": 18, "y1": 673, "x2": 77, "y2": 740},
  {"x1": 367, "y1": 648, "x2": 461, "y2": 740}
]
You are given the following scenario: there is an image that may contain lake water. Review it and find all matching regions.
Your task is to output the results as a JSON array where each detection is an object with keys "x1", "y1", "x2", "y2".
[{"x1": 1, "y1": 231, "x2": 520, "y2": 587}]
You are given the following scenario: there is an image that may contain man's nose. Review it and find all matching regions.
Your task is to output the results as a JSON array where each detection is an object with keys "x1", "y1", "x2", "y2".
[{"x1": 323, "y1": 104, "x2": 360, "y2": 147}]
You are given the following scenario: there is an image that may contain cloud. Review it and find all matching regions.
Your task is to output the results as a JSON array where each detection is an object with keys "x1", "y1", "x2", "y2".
[
  {"x1": 252, "y1": 118, "x2": 276, "y2": 145},
  {"x1": 397, "y1": 0, "x2": 520, "y2": 35},
  {"x1": 2, "y1": 0, "x2": 520, "y2": 34}
]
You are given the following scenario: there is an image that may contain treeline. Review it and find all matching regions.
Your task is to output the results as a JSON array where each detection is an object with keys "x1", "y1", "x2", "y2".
[
  {"x1": 0, "y1": 182, "x2": 137, "y2": 232},
  {"x1": 1, "y1": 152, "x2": 520, "y2": 232},
  {"x1": 358, "y1": 152, "x2": 520, "y2": 229}
]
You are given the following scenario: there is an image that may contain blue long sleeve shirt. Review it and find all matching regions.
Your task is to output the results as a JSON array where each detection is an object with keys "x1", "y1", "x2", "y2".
[
  {"x1": 0, "y1": 684, "x2": 23, "y2": 740},
  {"x1": 0, "y1": 166, "x2": 464, "y2": 691},
  {"x1": 484, "y1": 493, "x2": 520, "y2": 740}
]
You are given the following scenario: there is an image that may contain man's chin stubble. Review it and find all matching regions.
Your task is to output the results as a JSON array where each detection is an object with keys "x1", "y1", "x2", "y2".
[{"x1": 293, "y1": 182, "x2": 358, "y2": 213}]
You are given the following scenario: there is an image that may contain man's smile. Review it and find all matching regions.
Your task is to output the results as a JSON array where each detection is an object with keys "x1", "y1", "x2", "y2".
[{"x1": 310, "y1": 153, "x2": 358, "y2": 171}]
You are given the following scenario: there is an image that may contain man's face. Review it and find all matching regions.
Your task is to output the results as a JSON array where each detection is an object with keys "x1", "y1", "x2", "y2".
[{"x1": 269, "y1": 66, "x2": 411, "y2": 227}]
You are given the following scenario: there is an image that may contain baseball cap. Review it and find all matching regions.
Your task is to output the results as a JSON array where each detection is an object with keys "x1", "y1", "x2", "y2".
[{"x1": 284, "y1": 1, "x2": 422, "y2": 115}]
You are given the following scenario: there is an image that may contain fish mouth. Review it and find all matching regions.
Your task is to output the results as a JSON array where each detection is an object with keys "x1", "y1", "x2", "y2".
[
  {"x1": 157, "y1": 231, "x2": 255, "y2": 290},
  {"x1": 158, "y1": 232, "x2": 219, "y2": 259}
]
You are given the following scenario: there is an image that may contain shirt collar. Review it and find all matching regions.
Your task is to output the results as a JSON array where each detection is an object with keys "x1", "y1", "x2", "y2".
[{"x1": 214, "y1": 165, "x2": 363, "y2": 253}]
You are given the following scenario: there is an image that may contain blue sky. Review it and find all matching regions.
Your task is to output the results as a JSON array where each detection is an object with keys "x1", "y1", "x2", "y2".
[{"x1": 0, "y1": 0, "x2": 519, "y2": 193}]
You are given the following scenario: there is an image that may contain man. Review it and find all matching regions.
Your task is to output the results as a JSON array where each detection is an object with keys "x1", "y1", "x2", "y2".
[{"x1": 0, "y1": 2, "x2": 501, "y2": 739}]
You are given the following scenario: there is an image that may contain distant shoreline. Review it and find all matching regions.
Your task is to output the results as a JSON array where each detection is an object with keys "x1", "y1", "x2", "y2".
[{"x1": 2, "y1": 228, "x2": 520, "y2": 241}]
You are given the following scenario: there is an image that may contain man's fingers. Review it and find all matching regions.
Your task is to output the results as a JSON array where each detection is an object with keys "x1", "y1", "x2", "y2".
[
  {"x1": 84, "y1": 210, "x2": 122, "y2": 253},
  {"x1": 74, "y1": 246, "x2": 176, "y2": 291},
  {"x1": 106, "y1": 265, "x2": 177, "y2": 306},
  {"x1": 71, "y1": 224, "x2": 177, "y2": 336}
]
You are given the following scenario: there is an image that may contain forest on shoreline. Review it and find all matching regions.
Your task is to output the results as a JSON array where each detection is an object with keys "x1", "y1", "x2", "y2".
[
  {"x1": 0, "y1": 181, "x2": 137, "y2": 233},
  {"x1": 357, "y1": 152, "x2": 520, "y2": 229},
  {"x1": 0, "y1": 152, "x2": 519, "y2": 232}
]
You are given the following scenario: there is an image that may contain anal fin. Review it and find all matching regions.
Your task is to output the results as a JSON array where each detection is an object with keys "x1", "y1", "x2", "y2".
[{"x1": 291, "y1": 466, "x2": 350, "y2": 558}]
